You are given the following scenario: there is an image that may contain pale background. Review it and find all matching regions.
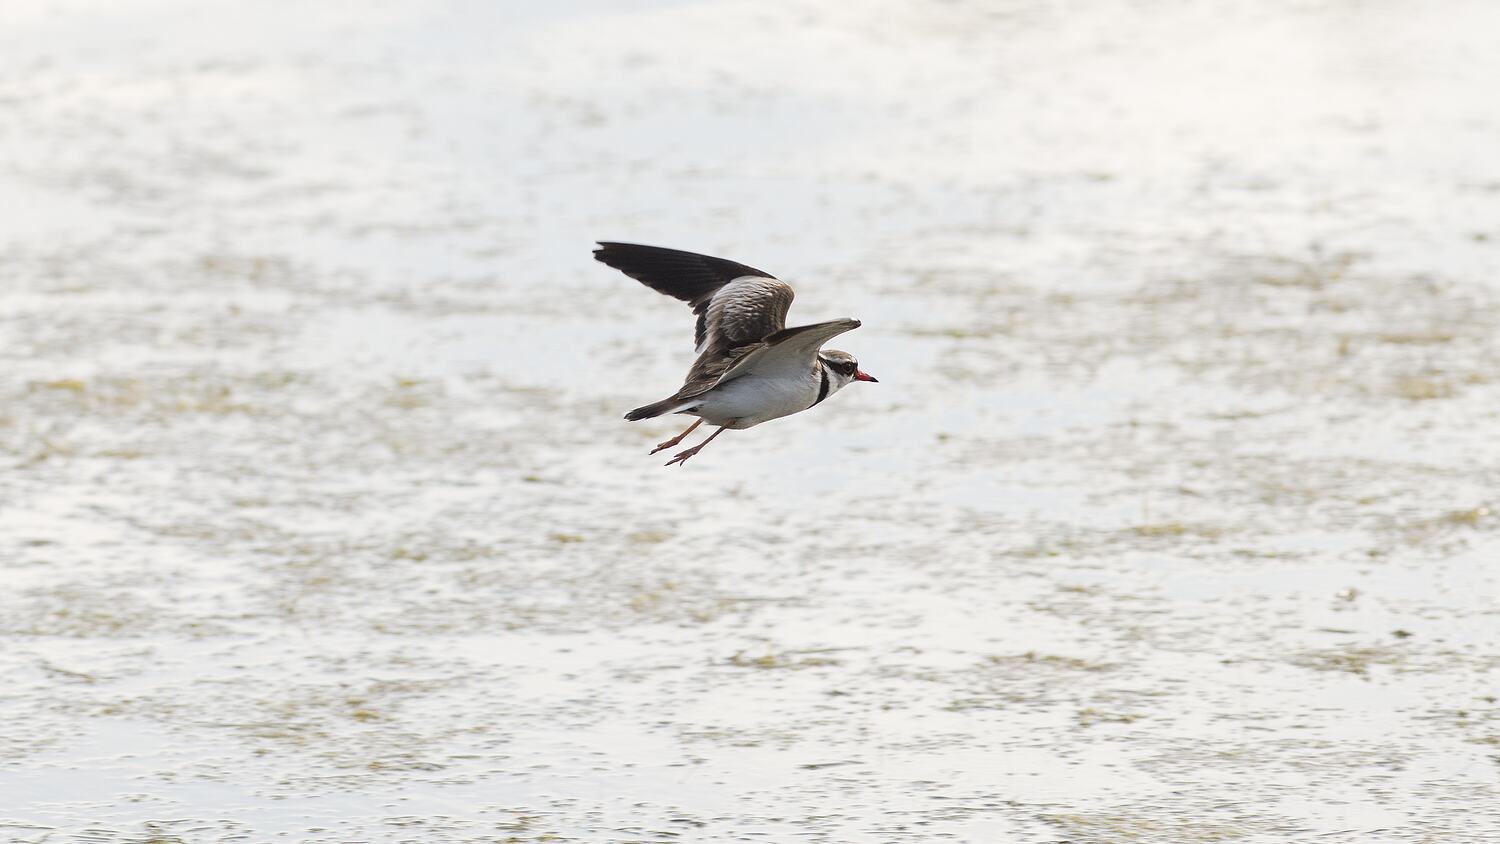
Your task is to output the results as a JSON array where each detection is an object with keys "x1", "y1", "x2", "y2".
[{"x1": 2, "y1": 0, "x2": 1499, "y2": 841}]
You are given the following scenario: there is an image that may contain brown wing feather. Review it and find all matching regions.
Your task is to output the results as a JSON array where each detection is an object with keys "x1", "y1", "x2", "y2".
[
  {"x1": 697, "y1": 277, "x2": 795, "y2": 357},
  {"x1": 676, "y1": 344, "x2": 757, "y2": 401}
]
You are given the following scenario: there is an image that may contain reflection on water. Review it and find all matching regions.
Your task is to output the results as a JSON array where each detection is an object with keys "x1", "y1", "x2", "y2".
[{"x1": 3, "y1": 0, "x2": 1500, "y2": 841}]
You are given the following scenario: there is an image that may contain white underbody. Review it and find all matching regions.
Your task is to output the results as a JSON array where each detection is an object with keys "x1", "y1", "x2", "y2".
[{"x1": 682, "y1": 367, "x2": 822, "y2": 429}]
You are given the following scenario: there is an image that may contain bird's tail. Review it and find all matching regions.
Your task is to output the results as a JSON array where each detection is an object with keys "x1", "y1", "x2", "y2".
[{"x1": 624, "y1": 396, "x2": 695, "y2": 421}]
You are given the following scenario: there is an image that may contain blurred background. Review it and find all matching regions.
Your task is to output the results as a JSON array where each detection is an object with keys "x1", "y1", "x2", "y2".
[{"x1": 3, "y1": 0, "x2": 1499, "y2": 841}]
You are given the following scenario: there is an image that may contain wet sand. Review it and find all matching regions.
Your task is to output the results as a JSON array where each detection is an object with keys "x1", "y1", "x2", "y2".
[{"x1": 2, "y1": 0, "x2": 1500, "y2": 841}]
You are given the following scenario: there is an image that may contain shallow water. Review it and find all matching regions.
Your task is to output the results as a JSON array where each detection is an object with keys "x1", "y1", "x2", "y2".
[{"x1": 3, "y1": 0, "x2": 1500, "y2": 841}]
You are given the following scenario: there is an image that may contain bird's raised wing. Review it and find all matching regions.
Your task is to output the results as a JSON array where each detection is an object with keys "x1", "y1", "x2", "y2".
[
  {"x1": 594, "y1": 242, "x2": 795, "y2": 357},
  {"x1": 718, "y1": 318, "x2": 862, "y2": 383}
]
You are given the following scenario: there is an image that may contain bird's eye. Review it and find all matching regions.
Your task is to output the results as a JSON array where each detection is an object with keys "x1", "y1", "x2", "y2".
[{"x1": 839, "y1": 361, "x2": 857, "y2": 376}]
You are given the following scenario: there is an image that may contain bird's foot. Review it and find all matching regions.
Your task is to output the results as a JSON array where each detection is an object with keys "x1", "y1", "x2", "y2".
[
  {"x1": 650, "y1": 419, "x2": 704, "y2": 455},
  {"x1": 650, "y1": 435, "x2": 687, "y2": 455},
  {"x1": 664, "y1": 444, "x2": 704, "y2": 467}
]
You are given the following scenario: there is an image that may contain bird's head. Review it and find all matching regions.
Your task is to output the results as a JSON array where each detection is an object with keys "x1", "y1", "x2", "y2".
[{"x1": 819, "y1": 349, "x2": 878, "y2": 396}]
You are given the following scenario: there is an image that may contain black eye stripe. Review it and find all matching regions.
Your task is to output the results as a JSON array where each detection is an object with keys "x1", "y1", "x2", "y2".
[{"x1": 821, "y1": 358, "x2": 856, "y2": 376}]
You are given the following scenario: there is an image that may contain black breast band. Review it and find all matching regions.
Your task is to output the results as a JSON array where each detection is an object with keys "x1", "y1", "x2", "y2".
[{"x1": 812, "y1": 365, "x2": 830, "y2": 406}]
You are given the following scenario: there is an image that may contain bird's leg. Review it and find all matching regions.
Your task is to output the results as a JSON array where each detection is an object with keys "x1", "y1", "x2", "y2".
[
  {"x1": 664, "y1": 425, "x2": 728, "y2": 467},
  {"x1": 650, "y1": 418, "x2": 703, "y2": 455}
]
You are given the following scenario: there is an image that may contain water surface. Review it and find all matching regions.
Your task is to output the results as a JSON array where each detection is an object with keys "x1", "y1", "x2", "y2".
[{"x1": 3, "y1": 0, "x2": 1500, "y2": 841}]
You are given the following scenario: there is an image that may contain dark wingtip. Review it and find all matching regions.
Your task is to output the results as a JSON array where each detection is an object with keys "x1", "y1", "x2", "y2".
[{"x1": 590, "y1": 242, "x2": 778, "y2": 284}]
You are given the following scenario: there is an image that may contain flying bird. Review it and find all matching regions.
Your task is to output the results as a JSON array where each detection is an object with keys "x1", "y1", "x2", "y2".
[{"x1": 595, "y1": 242, "x2": 877, "y2": 466}]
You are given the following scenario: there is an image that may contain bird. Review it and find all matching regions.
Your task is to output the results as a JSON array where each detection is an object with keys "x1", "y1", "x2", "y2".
[{"x1": 594, "y1": 241, "x2": 877, "y2": 466}]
